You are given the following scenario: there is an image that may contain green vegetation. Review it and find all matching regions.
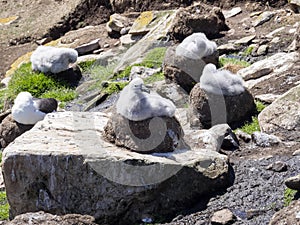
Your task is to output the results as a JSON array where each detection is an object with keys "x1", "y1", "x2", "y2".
[
  {"x1": 78, "y1": 59, "x2": 96, "y2": 73},
  {"x1": 142, "y1": 47, "x2": 167, "y2": 68},
  {"x1": 0, "y1": 90, "x2": 6, "y2": 111},
  {"x1": 103, "y1": 81, "x2": 129, "y2": 95},
  {"x1": 256, "y1": 100, "x2": 266, "y2": 113},
  {"x1": 242, "y1": 46, "x2": 254, "y2": 56},
  {"x1": 114, "y1": 47, "x2": 167, "y2": 81},
  {"x1": 40, "y1": 88, "x2": 78, "y2": 102},
  {"x1": 237, "y1": 101, "x2": 266, "y2": 134},
  {"x1": 0, "y1": 62, "x2": 78, "y2": 111},
  {"x1": 0, "y1": 191, "x2": 9, "y2": 220},
  {"x1": 239, "y1": 117, "x2": 260, "y2": 134},
  {"x1": 144, "y1": 71, "x2": 164, "y2": 84},
  {"x1": 86, "y1": 47, "x2": 167, "y2": 95},
  {"x1": 219, "y1": 56, "x2": 251, "y2": 68},
  {"x1": 284, "y1": 188, "x2": 297, "y2": 207}
]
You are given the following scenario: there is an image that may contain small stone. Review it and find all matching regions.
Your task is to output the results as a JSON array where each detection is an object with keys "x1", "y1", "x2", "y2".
[
  {"x1": 252, "y1": 11, "x2": 276, "y2": 27},
  {"x1": 75, "y1": 39, "x2": 100, "y2": 56},
  {"x1": 290, "y1": 0, "x2": 300, "y2": 13},
  {"x1": 103, "y1": 43, "x2": 110, "y2": 48},
  {"x1": 120, "y1": 34, "x2": 141, "y2": 46},
  {"x1": 93, "y1": 49, "x2": 104, "y2": 54},
  {"x1": 266, "y1": 27, "x2": 285, "y2": 38},
  {"x1": 120, "y1": 27, "x2": 130, "y2": 35},
  {"x1": 114, "y1": 41, "x2": 120, "y2": 46},
  {"x1": 271, "y1": 37, "x2": 280, "y2": 43},
  {"x1": 1, "y1": 77, "x2": 11, "y2": 88},
  {"x1": 35, "y1": 37, "x2": 52, "y2": 45},
  {"x1": 292, "y1": 149, "x2": 300, "y2": 156},
  {"x1": 217, "y1": 43, "x2": 241, "y2": 55},
  {"x1": 211, "y1": 208, "x2": 236, "y2": 225},
  {"x1": 256, "y1": 44, "x2": 268, "y2": 56},
  {"x1": 222, "y1": 7, "x2": 242, "y2": 19},
  {"x1": 235, "y1": 35, "x2": 256, "y2": 45},
  {"x1": 285, "y1": 174, "x2": 300, "y2": 190},
  {"x1": 251, "y1": 132, "x2": 281, "y2": 147},
  {"x1": 255, "y1": 93, "x2": 281, "y2": 104},
  {"x1": 235, "y1": 130, "x2": 251, "y2": 143},
  {"x1": 129, "y1": 66, "x2": 161, "y2": 80},
  {"x1": 266, "y1": 161, "x2": 288, "y2": 172}
]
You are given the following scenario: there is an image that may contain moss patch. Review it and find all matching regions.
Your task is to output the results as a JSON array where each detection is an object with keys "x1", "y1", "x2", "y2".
[
  {"x1": 114, "y1": 47, "x2": 167, "y2": 81},
  {"x1": 0, "y1": 191, "x2": 9, "y2": 220},
  {"x1": 219, "y1": 56, "x2": 251, "y2": 68},
  {"x1": 78, "y1": 59, "x2": 96, "y2": 73},
  {"x1": 284, "y1": 188, "x2": 297, "y2": 207},
  {"x1": 237, "y1": 101, "x2": 266, "y2": 134},
  {"x1": 144, "y1": 71, "x2": 164, "y2": 84},
  {"x1": 103, "y1": 81, "x2": 129, "y2": 95}
]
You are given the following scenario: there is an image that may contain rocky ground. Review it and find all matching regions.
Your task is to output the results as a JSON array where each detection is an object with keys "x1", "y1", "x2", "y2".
[{"x1": 0, "y1": 0, "x2": 300, "y2": 225}]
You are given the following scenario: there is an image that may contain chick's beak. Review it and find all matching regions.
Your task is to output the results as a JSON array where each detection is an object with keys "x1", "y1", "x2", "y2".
[{"x1": 141, "y1": 84, "x2": 150, "y2": 93}]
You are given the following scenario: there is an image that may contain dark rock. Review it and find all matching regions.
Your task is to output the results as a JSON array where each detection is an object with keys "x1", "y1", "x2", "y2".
[
  {"x1": 285, "y1": 174, "x2": 300, "y2": 190},
  {"x1": 0, "y1": 114, "x2": 33, "y2": 148},
  {"x1": 33, "y1": 98, "x2": 58, "y2": 113},
  {"x1": 188, "y1": 83, "x2": 256, "y2": 129},
  {"x1": 6, "y1": 211, "x2": 97, "y2": 225},
  {"x1": 103, "y1": 113, "x2": 184, "y2": 153},
  {"x1": 235, "y1": 130, "x2": 252, "y2": 143},
  {"x1": 51, "y1": 65, "x2": 82, "y2": 87},
  {"x1": 168, "y1": 3, "x2": 229, "y2": 41},
  {"x1": 163, "y1": 45, "x2": 218, "y2": 93},
  {"x1": 265, "y1": 161, "x2": 288, "y2": 172}
]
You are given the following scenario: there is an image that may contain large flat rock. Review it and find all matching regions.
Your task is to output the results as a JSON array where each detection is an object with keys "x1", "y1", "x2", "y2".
[
  {"x1": 258, "y1": 84, "x2": 300, "y2": 141},
  {"x1": 2, "y1": 112, "x2": 231, "y2": 225}
]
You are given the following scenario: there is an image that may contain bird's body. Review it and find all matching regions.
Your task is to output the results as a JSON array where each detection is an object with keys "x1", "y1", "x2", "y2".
[
  {"x1": 176, "y1": 33, "x2": 217, "y2": 59},
  {"x1": 30, "y1": 46, "x2": 78, "y2": 74},
  {"x1": 200, "y1": 63, "x2": 245, "y2": 96},
  {"x1": 12, "y1": 92, "x2": 57, "y2": 125},
  {"x1": 116, "y1": 78, "x2": 176, "y2": 121}
]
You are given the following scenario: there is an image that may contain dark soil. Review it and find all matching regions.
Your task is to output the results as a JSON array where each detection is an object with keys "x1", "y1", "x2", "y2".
[{"x1": 162, "y1": 141, "x2": 300, "y2": 225}]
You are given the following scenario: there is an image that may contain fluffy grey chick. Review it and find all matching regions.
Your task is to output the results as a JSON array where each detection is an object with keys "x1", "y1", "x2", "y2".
[
  {"x1": 200, "y1": 63, "x2": 245, "y2": 96},
  {"x1": 176, "y1": 32, "x2": 217, "y2": 59},
  {"x1": 116, "y1": 78, "x2": 176, "y2": 121},
  {"x1": 30, "y1": 46, "x2": 78, "y2": 74}
]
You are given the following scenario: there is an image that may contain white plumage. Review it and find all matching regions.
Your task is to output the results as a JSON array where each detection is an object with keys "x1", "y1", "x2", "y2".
[
  {"x1": 30, "y1": 46, "x2": 78, "y2": 74},
  {"x1": 200, "y1": 63, "x2": 245, "y2": 96},
  {"x1": 12, "y1": 92, "x2": 46, "y2": 125},
  {"x1": 116, "y1": 78, "x2": 176, "y2": 121},
  {"x1": 176, "y1": 32, "x2": 217, "y2": 59}
]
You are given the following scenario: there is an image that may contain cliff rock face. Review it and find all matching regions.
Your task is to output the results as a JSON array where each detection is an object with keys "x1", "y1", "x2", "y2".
[{"x1": 2, "y1": 112, "x2": 231, "y2": 225}]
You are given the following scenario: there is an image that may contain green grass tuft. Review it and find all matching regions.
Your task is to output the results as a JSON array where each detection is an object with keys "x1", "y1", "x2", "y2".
[
  {"x1": 40, "y1": 88, "x2": 78, "y2": 102},
  {"x1": 242, "y1": 46, "x2": 254, "y2": 56},
  {"x1": 237, "y1": 101, "x2": 266, "y2": 134},
  {"x1": 144, "y1": 71, "x2": 165, "y2": 84},
  {"x1": 0, "y1": 191, "x2": 9, "y2": 220},
  {"x1": 78, "y1": 59, "x2": 96, "y2": 73},
  {"x1": 142, "y1": 47, "x2": 167, "y2": 68},
  {"x1": 255, "y1": 100, "x2": 266, "y2": 113},
  {"x1": 219, "y1": 57, "x2": 251, "y2": 68},
  {"x1": 114, "y1": 47, "x2": 167, "y2": 81},
  {"x1": 103, "y1": 81, "x2": 129, "y2": 95},
  {"x1": 284, "y1": 188, "x2": 297, "y2": 207},
  {"x1": 239, "y1": 116, "x2": 260, "y2": 134}
]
